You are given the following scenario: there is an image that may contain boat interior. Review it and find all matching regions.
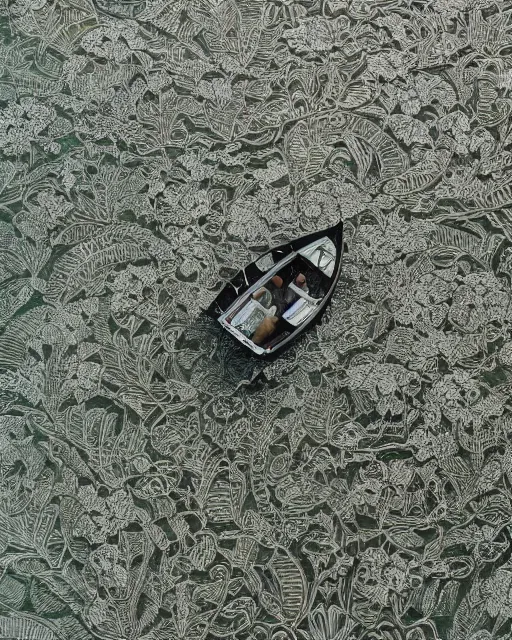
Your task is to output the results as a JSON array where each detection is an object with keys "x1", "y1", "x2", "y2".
[{"x1": 218, "y1": 236, "x2": 338, "y2": 354}]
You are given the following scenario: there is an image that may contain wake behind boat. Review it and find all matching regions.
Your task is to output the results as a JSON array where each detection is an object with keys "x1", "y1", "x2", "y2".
[{"x1": 206, "y1": 222, "x2": 344, "y2": 358}]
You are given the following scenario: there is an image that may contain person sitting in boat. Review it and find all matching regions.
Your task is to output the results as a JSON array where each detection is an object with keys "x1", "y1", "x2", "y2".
[
  {"x1": 252, "y1": 275, "x2": 284, "y2": 313},
  {"x1": 249, "y1": 273, "x2": 310, "y2": 346},
  {"x1": 284, "y1": 273, "x2": 308, "y2": 309},
  {"x1": 253, "y1": 273, "x2": 309, "y2": 318},
  {"x1": 252, "y1": 316, "x2": 279, "y2": 345}
]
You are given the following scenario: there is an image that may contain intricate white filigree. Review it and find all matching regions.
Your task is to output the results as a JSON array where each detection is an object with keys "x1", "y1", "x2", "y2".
[{"x1": 1, "y1": 0, "x2": 512, "y2": 638}]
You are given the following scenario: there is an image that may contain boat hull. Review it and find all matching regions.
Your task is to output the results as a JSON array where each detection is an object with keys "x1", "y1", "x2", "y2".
[{"x1": 206, "y1": 222, "x2": 344, "y2": 359}]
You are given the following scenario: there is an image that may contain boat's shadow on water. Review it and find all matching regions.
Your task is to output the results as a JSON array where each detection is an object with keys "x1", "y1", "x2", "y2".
[{"x1": 182, "y1": 313, "x2": 271, "y2": 394}]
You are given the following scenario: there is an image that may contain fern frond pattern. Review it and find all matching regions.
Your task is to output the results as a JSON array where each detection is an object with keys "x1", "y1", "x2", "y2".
[{"x1": 1, "y1": 0, "x2": 512, "y2": 639}]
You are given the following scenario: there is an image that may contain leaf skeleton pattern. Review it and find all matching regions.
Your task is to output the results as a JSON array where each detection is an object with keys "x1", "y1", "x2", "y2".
[{"x1": 2, "y1": 0, "x2": 512, "y2": 639}]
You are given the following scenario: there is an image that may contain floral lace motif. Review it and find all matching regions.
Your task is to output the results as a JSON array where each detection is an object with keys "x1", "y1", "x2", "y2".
[{"x1": 0, "y1": 0, "x2": 512, "y2": 639}]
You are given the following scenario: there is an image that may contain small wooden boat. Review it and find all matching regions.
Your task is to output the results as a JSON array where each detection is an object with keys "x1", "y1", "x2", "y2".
[{"x1": 207, "y1": 222, "x2": 344, "y2": 358}]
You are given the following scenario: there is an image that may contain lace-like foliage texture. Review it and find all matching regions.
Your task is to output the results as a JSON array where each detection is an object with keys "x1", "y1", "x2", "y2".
[{"x1": 1, "y1": 0, "x2": 512, "y2": 638}]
